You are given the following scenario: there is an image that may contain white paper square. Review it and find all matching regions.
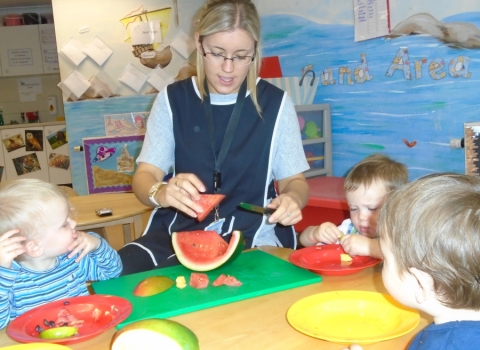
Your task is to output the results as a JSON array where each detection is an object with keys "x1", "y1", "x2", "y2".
[
  {"x1": 130, "y1": 21, "x2": 163, "y2": 45},
  {"x1": 170, "y1": 30, "x2": 196, "y2": 59},
  {"x1": 83, "y1": 37, "x2": 113, "y2": 66},
  {"x1": 119, "y1": 63, "x2": 148, "y2": 92},
  {"x1": 147, "y1": 66, "x2": 174, "y2": 92},
  {"x1": 60, "y1": 37, "x2": 87, "y2": 66},
  {"x1": 62, "y1": 70, "x2": 91, "y2": 98}
]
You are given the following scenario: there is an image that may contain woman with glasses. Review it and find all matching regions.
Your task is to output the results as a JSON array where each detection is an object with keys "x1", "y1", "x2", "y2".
[{"x1": 119, "y1": 0, "x2": 310, "y2": 275}]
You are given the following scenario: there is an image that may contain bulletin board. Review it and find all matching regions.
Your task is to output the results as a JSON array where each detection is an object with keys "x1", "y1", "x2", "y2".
[{"x1": 83, "y1": 135, "x2": 144, "y2": 194}]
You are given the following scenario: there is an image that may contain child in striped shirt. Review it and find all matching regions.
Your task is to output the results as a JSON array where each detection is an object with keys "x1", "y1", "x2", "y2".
[{"x1": 0, "y1": 179, "x2": 122, "y2": 330}]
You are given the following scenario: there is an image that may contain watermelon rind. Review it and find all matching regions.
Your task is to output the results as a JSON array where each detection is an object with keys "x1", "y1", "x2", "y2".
[{"x1": 172, "y1": 230, "x2": 245, "y2": 271}]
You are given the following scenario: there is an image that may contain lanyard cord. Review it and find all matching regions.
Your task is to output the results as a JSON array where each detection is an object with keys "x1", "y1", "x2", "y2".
[{"x1": 203, "y1": 78, "x2": 247, "y2": 192}]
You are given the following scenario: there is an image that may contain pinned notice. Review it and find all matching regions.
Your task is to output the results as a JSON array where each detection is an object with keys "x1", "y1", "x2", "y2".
[
  {"x1": 83, "y1": 37, "x2": 113, "y2": 66},
  {"x1": 60, "y1": 37, "x2": 87, "y2": 66},
  {"x1": 354, "y1": 0, "x2": 390, "y2": 42}
]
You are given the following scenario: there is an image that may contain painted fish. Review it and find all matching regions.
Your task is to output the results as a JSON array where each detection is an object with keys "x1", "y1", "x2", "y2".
[{"x1": 93, "y1": 145, "x2": 116, "y2": 162}]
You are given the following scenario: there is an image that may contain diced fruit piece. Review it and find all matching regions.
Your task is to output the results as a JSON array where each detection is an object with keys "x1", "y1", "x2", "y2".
[
  {"x1": 194, "y1": 194, "x2": 225, "y2": 222},
  {"x1": 39, "y1": 326, "x2": 78, "y2": 339},
  {"x1": 112, "y1": 319, "x2": 199, "y2": 350},
  {"x1": 212, "y1": 274, "x2": 227, "y2": 287},
  {"x1": 133, "y1": 276, "x2": 174, "y2": 297},
  {"x1": 212, "y1": 274, "x2": 242, "y2": 287},
  {"x1": 176, "y1": 276, "x2": 187, "y2": 289},
  {"x1": 189, "y1": 273, "x2": 209, "y2": 289},
  {"x1": 340, "y1": 253, "x2": 353, "y2": 266},
  {"x1": 172, "y1": 230, "x2": 245, "y2": 271}
]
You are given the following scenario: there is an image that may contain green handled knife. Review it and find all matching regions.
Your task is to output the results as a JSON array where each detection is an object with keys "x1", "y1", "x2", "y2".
[{"x1": 239, "y1": 202, "x2": 276, "y2": 215}]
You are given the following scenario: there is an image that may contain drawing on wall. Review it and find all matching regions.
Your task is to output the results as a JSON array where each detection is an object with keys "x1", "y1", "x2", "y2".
[
  {"x1": 83, "y1": 135, "x2": 144, "y2": 194},
  {"x1": 2, "y1": 134, "x2": 24, "y2": 153},
  {"x1": 48, "y1": 153, "x2": 70, "y2": 170},
  {"x1": 25, "y1": 130, "x2": 44, "y2": 152},
  {"x1": 46, "y1": 127, "x2": 68, "y2": 150},
  {"x1": 464, "y1": 122, "x2": 480, "y2": 176},
  {"x1": 104, "y1": 112, "x2": 148, "y2": 136},
  {"x1": 120, "y1": 5, "x2": 176, "y2": 69},
  {"x1": 13, "y1": 153, "x2": 41, "y2": 176},
  {"x1": 261, "y1": 56, "x2": 319, "y2": 105}
]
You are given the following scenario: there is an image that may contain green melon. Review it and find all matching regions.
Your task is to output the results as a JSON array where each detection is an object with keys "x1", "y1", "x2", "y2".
[
  {"x1": 172, "y1": 230, "x2": 245, "y2": 271},
  {"x1": 112, "y1": 319, "x2": 199, "y2": 350}
]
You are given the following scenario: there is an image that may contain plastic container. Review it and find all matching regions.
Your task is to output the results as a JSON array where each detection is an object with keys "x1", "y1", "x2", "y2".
[
  {"x1": 41, "y1": 13, "x2": 54, "y2": 24},
  {"x1": 3, "y1": 14, "x2": 23, "y2": 26},
  {"x1": 21, "y1": 13, "x2": 39, "y2": 25}
]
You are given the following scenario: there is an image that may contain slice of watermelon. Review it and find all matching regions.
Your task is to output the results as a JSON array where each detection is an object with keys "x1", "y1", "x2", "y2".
[
  {"x1": 212, "y1": 274, "x2": 242, "y2": 287},
  {"x1": 172, "y1": 230, "x2": 245, "y2": 271},
  {"x1": 212, "y1": 274, "x2": 227, "y2": 287},
  {"x1": 189, "y1": 273, "x2": 209, "y2": 289},
  {"x1": 194, "y1": 194, "x2": 225, "y2": 222}
]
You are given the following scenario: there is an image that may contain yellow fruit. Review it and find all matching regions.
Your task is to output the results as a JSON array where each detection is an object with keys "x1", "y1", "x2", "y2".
[
  {"x1": 133, "y1": 276, "x2": 174, "y2": 297},
  {"x1": 38, "y1": 326, "x2": 78, "y2": 339},
  {"x1": 112, "y1": 319, "x2": 199, "y2": 350},
  {"x1": 176, "y1": 276, "x2": 187, "y2": 289}
]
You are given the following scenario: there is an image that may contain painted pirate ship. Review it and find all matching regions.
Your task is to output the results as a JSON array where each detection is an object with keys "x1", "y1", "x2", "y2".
[{"x1": 120, "y1": 4, "x2": 178, "y2": 69}]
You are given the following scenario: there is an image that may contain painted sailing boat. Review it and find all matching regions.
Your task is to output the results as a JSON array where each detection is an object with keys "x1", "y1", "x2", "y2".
[
  {"x1": 120, "y1": 4, "x2": 177, "y2": 69},
  {"x1": 261, "y1": 56, "x2": 319, "y2": 105}
]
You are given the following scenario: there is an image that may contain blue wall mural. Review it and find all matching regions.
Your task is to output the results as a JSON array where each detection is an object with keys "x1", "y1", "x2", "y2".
[{"x1": 262, "y1": 12, "x2": 480, "y2": 180}]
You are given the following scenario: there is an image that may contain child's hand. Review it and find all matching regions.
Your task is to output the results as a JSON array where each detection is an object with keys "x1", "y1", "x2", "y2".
[
  {"x1": 340, "y1": 234, "x2": 377, "y2": 257},
  {"x1": 300, "y1": 222, "x2": 344, "y2": 246},
  {"x1": 0, "y1": 229, "x2": 26, "y2": 269},
  {"x1": 68, "y1": 231, "x2": 101, "y2": 263}
]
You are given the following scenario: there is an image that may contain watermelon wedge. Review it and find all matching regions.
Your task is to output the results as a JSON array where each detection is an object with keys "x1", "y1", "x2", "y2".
[
  {"x1": 172, "y1": 230, "x2": 245, "y2": 271},
  {"x1": 194, "y1": 194, "x2": 225, "y2": 222}
]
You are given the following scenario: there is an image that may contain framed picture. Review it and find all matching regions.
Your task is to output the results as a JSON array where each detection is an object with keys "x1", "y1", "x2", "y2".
[
  {"x1": 296, "y1": 104, "x2": 332, "y2": 177},
  {"x1": 83, "y1": 135, "x2": 144, "y2": 194}
]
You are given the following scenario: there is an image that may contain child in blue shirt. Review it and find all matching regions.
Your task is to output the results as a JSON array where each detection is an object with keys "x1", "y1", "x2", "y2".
[
  {"x1": 345, "y1": 173, "x2": 480, "y2": 350},
  {"x1": 299, "y1": 154, "x2": 408, "y2": 259},
  {"x1": 0, "y1": 179, "x2": 122, "y2": 330}
]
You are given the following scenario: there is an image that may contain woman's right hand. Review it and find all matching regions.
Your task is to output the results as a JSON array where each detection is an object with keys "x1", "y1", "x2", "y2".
[{"x1": 160, "y1": 173, "x2": 207, "y2": 218}]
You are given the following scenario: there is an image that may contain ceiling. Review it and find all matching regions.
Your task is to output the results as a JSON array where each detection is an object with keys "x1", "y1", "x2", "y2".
[{"x1": 0, "y1": 0, "x2": 51, "y2": 8}]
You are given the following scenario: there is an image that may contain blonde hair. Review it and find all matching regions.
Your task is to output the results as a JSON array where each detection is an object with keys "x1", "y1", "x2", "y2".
[
  {"x1": 344, "y1": 153, "x2": 408, "y2": 193},
  {"x1": 0, "y1": 179, "x2": 70, "y2": 240},
  {"x1": 195, "y1": 0, "x2": 262, "y2": 115},
  {"x1": 379, "y1": 173, "x2": 480, "y2": 310}
]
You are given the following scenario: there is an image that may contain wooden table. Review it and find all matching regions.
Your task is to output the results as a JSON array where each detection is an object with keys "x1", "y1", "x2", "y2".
[
  {"x1": 0, "y1": 247, "x2": 432, "y2": 350},
  {"x1": 69, "y1": 193, "x2": 152, "y2": 244}
]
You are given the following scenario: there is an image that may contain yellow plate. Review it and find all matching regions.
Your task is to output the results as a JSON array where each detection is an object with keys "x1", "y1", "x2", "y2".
[
  {"x1": 0, "y1": 344, "x2": 71, "y2": 350},
  {"x1": 287, "y1": 290, "x2": 420, "y2": 344}
]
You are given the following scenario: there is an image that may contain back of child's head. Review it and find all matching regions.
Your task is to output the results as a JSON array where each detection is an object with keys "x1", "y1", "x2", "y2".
[
  {"x1": 379, "y1": 172, "x2": 480, "y2": 310},
  {"x1": 344, "y1": 153, "x2": 408, "y2": 193},
  {"x1": 0, "y1": 178, "x2": 68, "y2": 240}
]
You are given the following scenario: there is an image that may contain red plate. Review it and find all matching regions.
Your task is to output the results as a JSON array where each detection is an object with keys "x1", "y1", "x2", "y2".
[
  {"x1": 7, "y1": 295, "x2": 132, "y2": 345},
  {"x1": 289, "y1": 245, "x2": 382, "y2": 276}
]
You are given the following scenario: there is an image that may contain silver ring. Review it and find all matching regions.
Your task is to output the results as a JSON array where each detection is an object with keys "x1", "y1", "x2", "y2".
[{"x1": 287, "y1": 212, "x2": 291, "y2": 217}]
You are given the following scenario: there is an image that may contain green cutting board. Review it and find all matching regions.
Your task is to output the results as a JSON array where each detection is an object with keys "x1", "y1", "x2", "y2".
[{"x1": 91, "y1": 250, "x2": 321, "y2": 329}]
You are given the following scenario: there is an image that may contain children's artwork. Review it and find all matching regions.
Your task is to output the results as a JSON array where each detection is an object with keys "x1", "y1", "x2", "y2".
[
  {"x1": 83, "y1": 135, "x2": 144, "y2": 194},
  {"x1": 46, "y1": 128, "x2": 68, "y2": 150},
  {"x1": 48, "y1": 153, "x2": 70, "y2": 170},
  {"x1": 12, "y1": 153, "x2": 41, "y2": 176},
  {"x1": 25, "y1": 130, "x2": 44, "y2": 152},
  {"x1": 104, "y1": 112, "x2": 148, "y2": 136},
  {"x1": 464, "y1": 122, "x2": 480, "y2": 176},
  {"x1": 2, "y1": 134, "x2": 24, "y2": 153}
]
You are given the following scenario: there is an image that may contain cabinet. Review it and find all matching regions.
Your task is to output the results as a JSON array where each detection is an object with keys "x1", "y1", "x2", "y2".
[
  {"x1": 0, "y1": 24, "x2": 59, "y2": 76},
  {"x1": 0, "y1": 123, "x2": 71, "y2": 184},
  {"x1": 296, "y1": 104, "x2": 332, "y2": 177}
]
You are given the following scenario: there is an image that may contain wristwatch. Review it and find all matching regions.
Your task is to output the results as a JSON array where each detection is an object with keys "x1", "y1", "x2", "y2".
[{"x1": 148, "y1": 182, "x2": 164, "y2": 207}]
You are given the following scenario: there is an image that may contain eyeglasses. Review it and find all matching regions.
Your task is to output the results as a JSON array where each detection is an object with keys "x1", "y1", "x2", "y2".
[{"x1": 201, "y1": 43, "x2": 255, "y2": 66}]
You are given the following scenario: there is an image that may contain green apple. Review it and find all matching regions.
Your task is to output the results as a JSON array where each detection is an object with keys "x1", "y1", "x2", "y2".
[{"x1": 112, "y1": 319, "x2": 199, "y2": 350}]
